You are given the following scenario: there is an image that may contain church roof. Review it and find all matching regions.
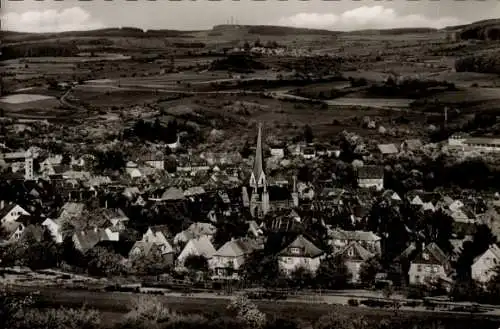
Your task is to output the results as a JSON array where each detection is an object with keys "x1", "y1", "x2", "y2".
[{"x1": 251, "y1": 123, "x2": 265, "y2": 187}]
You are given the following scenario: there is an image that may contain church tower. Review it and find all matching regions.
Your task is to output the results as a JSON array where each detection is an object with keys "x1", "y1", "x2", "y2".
[
  {"x1": 249, "y1": 123, "x2": 266, "y2": 189},
  {"x1": 249, "y1": 123, "x2": 268, "y2": 218}
]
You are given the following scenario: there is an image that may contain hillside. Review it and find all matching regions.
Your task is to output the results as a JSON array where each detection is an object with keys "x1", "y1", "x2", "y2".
[{"x1": 444, "y1": 18, "x2": 500, "y2": 40}]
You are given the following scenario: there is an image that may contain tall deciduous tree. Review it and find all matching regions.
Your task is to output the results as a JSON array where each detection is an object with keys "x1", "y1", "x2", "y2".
[
  {"x1": 315, "y1": 255, "x2": 351, "y2": 289},
  {"x1": 241, "y1": 251, "x2": 281, "y2": 287}
]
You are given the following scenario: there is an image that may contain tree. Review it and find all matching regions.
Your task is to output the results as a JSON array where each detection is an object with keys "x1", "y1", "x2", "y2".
[
  {"x1": 426, "y1": 209, "x2": 454, "y2": 254},
  {"x1": 95, "y1": 150, "x2": 126, "y2": 172},
  {"x1": 60, "y1": 235, "x2": 85, "y2": 268},
  {"x1": 84, "y1": 247, "x2": 124, "y2": 277},
  {"x1": 240, "y1": 140, "x2": 252, "y2": 159},
  {"x1": 241, "y1": 251, "x2": 281, "y2": 287},
  {"x1": 455, "y1": 224, "x2": 496, "y2": 280},
  {"x1": 315, "y1": 255, "x2": 351, "y2": 289},
  {"x1": 131, "y1": 250, "x2": 173, "y2": 276},
  {"x1": 289, "y1": 266, "x2": 314, "y2": 290},
  {"x1": 212, "y1": 215, "x2": 249, "y2": 249},
  {"x1": 303, "y1": 125, "x2": 314, "y2": 143},
  {"x1": 184, "y1": 254, "x2": 208, "y2": 272},
  {"x1": 61, "y1": 153, "x2": 71, "y2": 166},
  {"x1": 359, "y1": 256, "x2": 384, "y2": 287}
]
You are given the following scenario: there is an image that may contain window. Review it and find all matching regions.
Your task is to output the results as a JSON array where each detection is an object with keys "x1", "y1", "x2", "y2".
[
  {"x1": 415, "y1": 275, "x2": 420, "y2": 283},
  {"x1": 422, "y1": 253, "x2": 429, "y2": 260},
  {"x1": 425, "y1": 266, "x2": 431, "y2": 272},
  {"x1": 290, "y1": 247, "x2": 301, "y2": 255},
  {"x1": 432, "y1": 266, "x2": 438, "y2": 273},
  {"x1": 417, "y1": 265, "x2": 422, "y2": 272},
  {"x1": 347, "y1": 249, "x2": 354, "y2": 257}
]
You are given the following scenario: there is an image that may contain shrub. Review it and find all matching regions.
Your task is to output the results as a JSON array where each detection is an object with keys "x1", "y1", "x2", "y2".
[
  {"x1": 125, "y1": 296, "x2": 175, "y2": 323},
  {"x1": 347, "y1": 298, "x2": 359, "y2": 306},
  {"x1": 12, "y1": 307, "x2": 101, "y2": 329},
  {"x1": 227, "y1": 295, "x2": 267, "y2": 329}
]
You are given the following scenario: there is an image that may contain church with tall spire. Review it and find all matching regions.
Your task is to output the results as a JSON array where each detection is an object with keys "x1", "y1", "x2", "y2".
[{"x1": 243, "y1": 123, "x2": 299, "y2": 218}]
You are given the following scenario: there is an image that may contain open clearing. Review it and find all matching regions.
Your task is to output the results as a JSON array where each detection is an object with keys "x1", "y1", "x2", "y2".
[
  {"x1": 0, "y1": 93, "x2": 56, "y2": 104},
  {"x1": 325, "y1": 97, "x2": 414, "y2": 108}
]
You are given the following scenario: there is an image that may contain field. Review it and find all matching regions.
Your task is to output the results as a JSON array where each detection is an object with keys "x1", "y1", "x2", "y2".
[
  {"x1": 2, "y1": 22, "x2": 500, "y2": 141},
  {"x1": 16, "y1": 287, "x2": 500, "y2": 328}
]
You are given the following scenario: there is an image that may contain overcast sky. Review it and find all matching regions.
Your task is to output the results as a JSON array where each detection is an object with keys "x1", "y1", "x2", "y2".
[{"x1": 2, "y1": 0, "x2": 500, "y2": 33}]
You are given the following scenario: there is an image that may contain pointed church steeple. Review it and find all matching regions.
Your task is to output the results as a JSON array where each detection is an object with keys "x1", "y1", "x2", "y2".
[{"x1": 250, "y1": 122, "x2": 266, "y2": 189}]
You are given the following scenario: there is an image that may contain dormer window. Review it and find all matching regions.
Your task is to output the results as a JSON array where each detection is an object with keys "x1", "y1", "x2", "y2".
[
  {"x1": 290, "y1": 247, "x2": 301, "y2": 255},
  {"x1": 422, "y1": 253, "x2": 429, "y2": 260}
]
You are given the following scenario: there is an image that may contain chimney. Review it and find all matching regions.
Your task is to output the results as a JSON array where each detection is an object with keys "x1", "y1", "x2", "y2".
[
  {"x1": 105, "y1": 199, "x2": 108, "y2": 209},
  {"x1": 421, "y1": 242, "x2": 425, "y2": 251}
]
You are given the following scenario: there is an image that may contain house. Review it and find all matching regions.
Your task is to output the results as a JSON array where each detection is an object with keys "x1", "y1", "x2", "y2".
[
  {"x1": 449, "y1": 199, "x2": 464, "y2": 212},
  {"x1": 270, "y1": 144, "x2": 285, "y2": 159},
  {"x1": 42, "y1": 218, "x2": 63, "y2": 243},
  {"x1": 126, "y1": 162, "x2": 143, "y2": 179},
  {"x1": 471, "y1": 244, "x2": 500, "y2": 284},
  {"x1": 58, "y1": 202, "x2": 85, "y2": 222},
  {"x1": 173, "y1": 230, "x2": 195, "y2": 246},
  {"x1": 150, "y1": 187, "x2": 185, "y2": 202},
  {"x1": 142, "y1": 151, "x2": 165, "y2": 170},
  {"x1": 122, "y1": 187, "x2": 142, "y2": 200},
  {"x1": 72, "y1": 228, "x2": 118, "y2": 252},
  {"x1": 184, "y1": 186, "x2": 206, "y2": 197},
  {"x1": 408, "y1": 243, "x2": 451, "y2": 286},
  {"x1": 449, "y1": 236, "x2": 472, "y2": 262},
  {"x1": 210, "y1": 238, "x2": 262, "y2": 279},
  {"x1": 302, "y1": 147, "x2": 316, "y2": 160},
  {"x1": 187, "y1": 222, "x2": 217, "y2": 238},
  {"x1": 176, "y1": 157, "x2": 210, "y2": 175},
  {"x1": 448, "y1": 132, "x2": 469, "y2": 146},
  {"x1": 335, "y1": 242, "x2": 375, "y2": 284},
  {"x1": 0, "y1": 204, "x2": 30, "y2": 225},
  {"x1": 382, "y1": 190, "x2": 402, "y2": 204},
  {"x1": 326, "y1": 149, "x2": 341, "y2": 158},
  {"x1": 2, "y1": 222, "x2": 25, "y2": 243},
  {"x1": 377, "y1": 143, "x2": 398, "y2": 155},
  {"x1": 356, "y1": 166, "x2": 384, "y2": 191},
  {"x1": 278, "y1": 234, "x2": 323, "y2": 275},
  {"x1": 327, "y1": 229, "x2": 382, "y2": 255},
  {"x1": 101, "y1": 208, "x2": 129, "y2": 231},
  {"x1": 129, "y1": 239, "x2": 175, "y2": 266},
  {"x1": 177, "y1": 236, "x2": 217, "y2": 267},
  {"x1": 16, "y1": 224, "x2": 44, "y2": 243},
  {"x1": 463, "y1": 137, "x2": 500, "y2": 153},
  {"x1": 400, "y1": 139, "x2": 423, "y2": 152},
  {"x1": 142, "y1": 225, "x2": 172, "y2": 244}
]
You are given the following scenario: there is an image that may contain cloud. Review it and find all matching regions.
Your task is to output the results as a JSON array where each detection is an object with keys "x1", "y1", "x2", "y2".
[
  {"x1": 276, "y1": 6, "x2": 462, "y2": 31},
  {"x1": 2, "y1": 7, "x2": 105, "y2": 33}
]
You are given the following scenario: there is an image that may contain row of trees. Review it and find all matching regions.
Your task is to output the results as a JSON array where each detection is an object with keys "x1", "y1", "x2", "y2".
[{"x1": 241, "y1": 251, "x2": 352, "y2": 290}]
